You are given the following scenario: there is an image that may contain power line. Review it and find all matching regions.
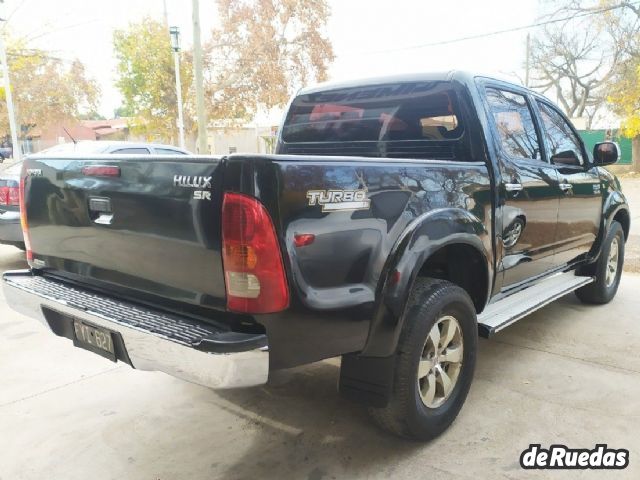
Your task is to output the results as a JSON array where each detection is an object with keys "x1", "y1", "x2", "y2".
[
  {"x1": 1, "y1": 0, "x2": 29, "y2": 27},
  {"x1": 24, "y1": 19, "x2": 99, "y2": 43},
  {"x1": 341, "y1": 1, "x2": 640, "y2": 57}
]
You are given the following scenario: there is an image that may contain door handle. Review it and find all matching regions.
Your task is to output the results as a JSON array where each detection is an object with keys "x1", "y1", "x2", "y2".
[
  {"x1": 505, "y1": 183, "x2": 524, "y2": 192},
  {"x1": 559, "y1": 182, "x2": 573, "y2": 193}
]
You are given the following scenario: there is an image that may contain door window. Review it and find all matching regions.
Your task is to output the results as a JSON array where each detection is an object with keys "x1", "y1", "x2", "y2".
[
  {"x1": 536, "y1": 101, "x2": 584, "y2": 166},
  {"x1": 486, "y1": 88, "x2": 541, "y2": 161},
  {"x1": 112, "y1": 147, "x2": 150, "y2": 154}
]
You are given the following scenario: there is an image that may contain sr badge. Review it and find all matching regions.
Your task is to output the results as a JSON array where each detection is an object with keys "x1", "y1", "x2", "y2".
[{"x1": 306, "y1": 189, "x2": 370, "y2": 212}]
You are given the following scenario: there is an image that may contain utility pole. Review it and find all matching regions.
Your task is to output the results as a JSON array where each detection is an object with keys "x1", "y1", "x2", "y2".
[
  {"x1": 0, "y1": 2, "x2": 20, "y2": 161},
  {"x1": 525, "y1": 33, "x2": 531, "y2": 88},
  {"x1": 170, "y1": 26, "x2": 186, "y2": 149},
  {"x1": 162, "y1": 0, "x2": 169, "y2": 27},
  {"x1": 192, "y1": 0, "x2": 208, "y2": 154}
]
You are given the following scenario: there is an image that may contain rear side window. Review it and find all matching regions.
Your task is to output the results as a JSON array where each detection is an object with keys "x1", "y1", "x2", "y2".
[
  {"x1": 486, "y1": 88, "x2": 541, "y2": 161},
  {"x1": 155, "y1": 148, "x2": 186, "y2": 155},
  {"x1": 282, "y1": 82, "x2": 464, "y2": 143},
  {"x1": 112, "y1": 148, "x2": 150, "y2": 154}
]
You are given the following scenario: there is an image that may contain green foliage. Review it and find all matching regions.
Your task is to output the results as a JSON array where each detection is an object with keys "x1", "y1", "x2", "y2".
[
  {"x1": 113, "y1": 105, "x2": 134, "y2": 118},
  {"x1": 0, "y1": 38, "x2": 99, "y2": 137},
  {"x1": 113, "y1": 19, "x2": 193, "y2": 141},
  {"x1": 78, "y1": 110, "x2": 106, "y2": 121},
  {"x1": 113, "y1": 2, "x2": 334, "y2": 140},
  {"x1": 608, "y1": 62, "x2": 640, "y2": 138}
]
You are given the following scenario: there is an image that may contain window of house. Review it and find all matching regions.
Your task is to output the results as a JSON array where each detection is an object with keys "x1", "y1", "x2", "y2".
[{"x1": 486, "y1": 88, "x2": 541, "y2": 161}]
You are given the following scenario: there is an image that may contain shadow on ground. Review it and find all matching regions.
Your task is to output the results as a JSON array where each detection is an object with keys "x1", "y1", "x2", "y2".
[
  {"x1": 209, "y1": 362, "x2": 427, "y2": 480},
  {"x1": 0, "y1": 245, "x2": 27, "y2": 272}
]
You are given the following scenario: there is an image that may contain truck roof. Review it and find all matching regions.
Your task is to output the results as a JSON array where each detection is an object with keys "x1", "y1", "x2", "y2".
[{"x1": 297, "y1": 70, "x2": 524, "y2": 95}]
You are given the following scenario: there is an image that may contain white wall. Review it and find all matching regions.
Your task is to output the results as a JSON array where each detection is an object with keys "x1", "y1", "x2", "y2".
[{"x1": 207, "y1": 127, "x2": 276, "y2": 155}]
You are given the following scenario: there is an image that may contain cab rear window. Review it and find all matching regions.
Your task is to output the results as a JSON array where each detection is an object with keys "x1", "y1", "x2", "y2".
[{"x1": 282, "y1": 82, "x2": 463, "y2": 143}]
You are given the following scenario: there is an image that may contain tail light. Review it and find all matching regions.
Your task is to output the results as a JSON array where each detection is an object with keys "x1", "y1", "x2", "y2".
[
  {"x1": 0, "y1": 185, "x2": 19, "y2": 206},
  {"x1": 221, "y1": 192, "x2": 289, "y2": 313},
  {"x1": 19, "y1": 175, "x2": 33, "y2": 263}
]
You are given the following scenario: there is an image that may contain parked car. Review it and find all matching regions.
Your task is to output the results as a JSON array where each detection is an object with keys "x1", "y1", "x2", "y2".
[
  {"x1": 3, "y1": 72, "x2": 629, "y2": 441},
  {"x1": 39, "y1": 140, "x2": 190, "y2": 155},
  {"x1": 0, "y1": 145, "x2": 13, "y2": 162},
  {"x1": 0, "y1": 161, "x2": 23, "y2": 249}
]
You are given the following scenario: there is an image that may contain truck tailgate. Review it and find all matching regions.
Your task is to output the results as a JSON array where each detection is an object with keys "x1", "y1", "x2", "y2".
[{"x1": 23, "y1": 155, "x2": 227, "y2": 311}]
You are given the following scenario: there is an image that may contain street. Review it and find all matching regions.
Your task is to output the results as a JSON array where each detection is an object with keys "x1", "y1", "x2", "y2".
[{"x1": 1, "y1": 244, "x2": 640, "y2": 479}]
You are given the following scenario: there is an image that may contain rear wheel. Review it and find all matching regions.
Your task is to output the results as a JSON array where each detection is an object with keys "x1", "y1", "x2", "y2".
[
  {"x1": 369, "y1": 278, "x2": 477, "y2": 441},
  {"x1": 576, "y1": 221, "x2": 624, "y2": 304}
]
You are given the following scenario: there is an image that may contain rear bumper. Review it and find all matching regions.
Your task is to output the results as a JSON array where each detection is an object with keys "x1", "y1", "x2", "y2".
[
  {"x1": 2, "y1": 270, "x2": 269, "y2": 389},
  {"x1": 0, "y1": 211, "x2": 22, "y2": 243}
]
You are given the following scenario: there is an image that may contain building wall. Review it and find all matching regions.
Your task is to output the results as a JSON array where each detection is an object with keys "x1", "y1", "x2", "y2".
[{"x1": 207, "y1": 127, "x2": 276, "y2": 155}]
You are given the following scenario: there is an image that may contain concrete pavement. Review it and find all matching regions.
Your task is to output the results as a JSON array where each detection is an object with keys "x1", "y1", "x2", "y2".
[
  {"x1": 619, "y1": 177, "x2": 640, "y2": 273},
  {"x1": 0, "y1": 243, "x2": 639, "y2": 479}
]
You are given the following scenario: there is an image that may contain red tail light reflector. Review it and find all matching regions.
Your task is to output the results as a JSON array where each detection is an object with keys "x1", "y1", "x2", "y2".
[
  {"x1": 221, "y1": 192, "x2": 289, "y2": 313},
  {"x1": 294, "y1": 233, "x2": 315, "y2": 247},
  {"x1": 82, "y1": 165, "x2": 121, "y2": 177},
  {"x1": 19, "y1": 175, "x2": 33, "y2": 263}
]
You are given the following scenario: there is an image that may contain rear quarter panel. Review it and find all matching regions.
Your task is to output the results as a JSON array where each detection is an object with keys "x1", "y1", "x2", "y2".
[{"x1": 225, "y1": 155, "x2": 492, "y2": 368}]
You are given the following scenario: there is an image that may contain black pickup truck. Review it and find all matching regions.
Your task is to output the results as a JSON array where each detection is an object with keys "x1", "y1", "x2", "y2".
[{"x1": 3, "y1": 72, "x2": 630, "y2": 440}]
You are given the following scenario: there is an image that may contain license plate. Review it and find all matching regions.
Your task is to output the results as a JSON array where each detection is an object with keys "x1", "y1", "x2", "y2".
[{"x1": 73, "y1": 320, "x2": 116, "y2": 361}]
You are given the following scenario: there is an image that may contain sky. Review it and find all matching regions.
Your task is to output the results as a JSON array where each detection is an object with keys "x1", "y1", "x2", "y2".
[{"x1": 2, "y1": 0, "x2": 542, "y2": 119}]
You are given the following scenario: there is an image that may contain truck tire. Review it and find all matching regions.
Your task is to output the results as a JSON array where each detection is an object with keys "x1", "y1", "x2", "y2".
[
  {"x1": 576, "y1": 221, "x2": 625, "y2": 305},
  {"x1": 369, "y1": 278, "x2": 477, "y2": 441}
]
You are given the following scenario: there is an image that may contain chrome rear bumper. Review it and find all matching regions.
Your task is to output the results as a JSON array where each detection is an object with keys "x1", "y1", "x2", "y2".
[{"x1": 2, "y1": 270, "x2": 269, "y2": 389}]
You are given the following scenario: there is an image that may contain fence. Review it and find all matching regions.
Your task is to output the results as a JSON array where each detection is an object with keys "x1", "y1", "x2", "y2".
[{"x1": 579, "y1": 130, "x2": 633, "y2": 165}]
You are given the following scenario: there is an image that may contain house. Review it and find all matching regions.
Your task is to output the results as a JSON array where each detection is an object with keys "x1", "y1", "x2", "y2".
[{"x1": 26, "y1": 118, "x2": 134, "y2": 153}]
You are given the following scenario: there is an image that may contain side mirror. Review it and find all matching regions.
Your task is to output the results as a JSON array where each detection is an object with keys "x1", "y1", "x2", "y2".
[
  {"x1": 551, "y1": 150, "x2": 580, "y2": 166},
  {"x1": 593, "y1": 142, "x2": 619, "y2": 166}
]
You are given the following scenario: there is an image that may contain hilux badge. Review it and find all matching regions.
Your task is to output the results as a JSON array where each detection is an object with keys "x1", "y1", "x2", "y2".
[
  {"x1": 174, "y1": 175, "x2": 212, "y2": 200},
  {"x1": 174, "y1": 175, "x2": 212, "y2": 188},
  {"x1": 306, "y1": 189, "x2": 370, "y2": 212}
]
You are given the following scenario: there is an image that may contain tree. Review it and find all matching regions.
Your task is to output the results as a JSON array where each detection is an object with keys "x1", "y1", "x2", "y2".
[
  {"x1": 113, "y1": 19, "x2": 194, "y2": 142},
  {"x1": 609, "y1": 64, "x2": 640, "y2": 137},
  {"x1": 113, "y1": 3, "x2": 333, "y2": 142},
  {"x1": 0, "y1": 40, "x2": 99, "y2": 138},
  {"x1": 78, "y1": 111, "x2": 106, "y2": 121},
  {"x1": 204, "y1": 0, "x2": 334, "y2": 123},
  {"x1": 113, "y1": 105, "x2": 134, "y2": 118},
  {"x1": 604, "y1": 2, "x2": 640, "y2": 137},
  {"x1": 529, "y1": 1, "x2": 640, "y2": 129}
]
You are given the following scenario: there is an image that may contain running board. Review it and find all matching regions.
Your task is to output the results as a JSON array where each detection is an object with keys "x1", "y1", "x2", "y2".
[{"x1": 477, "y1": 272, "x2": 594, "y2": 338}]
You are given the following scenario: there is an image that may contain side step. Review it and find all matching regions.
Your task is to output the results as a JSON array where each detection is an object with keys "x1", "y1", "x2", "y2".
[{"x1": 477, "y1": 272, "x2": 594, "y2": 338}]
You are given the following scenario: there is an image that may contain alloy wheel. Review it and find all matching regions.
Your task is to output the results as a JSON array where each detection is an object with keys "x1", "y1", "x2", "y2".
[{"x1": 417, "y1": 315, "x2": 464, "y2": 408}]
